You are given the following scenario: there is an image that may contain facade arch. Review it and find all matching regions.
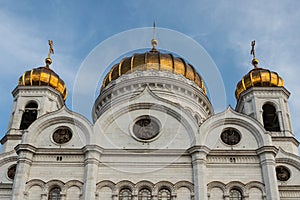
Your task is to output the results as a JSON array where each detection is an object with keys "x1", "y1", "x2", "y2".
[
  {"x1": 25, "y1": 179, "x2": 46, "y2": 193},
  {"x1": 154, "y1": 181, "x2": 175, "y2": 194},
  {"x1": 207, "y1": 181, "x2": 226, "y2": 193},
  {"x1": 63, "y1": 180, "x2": 83, "y2": 193},
  {"x1": 135, "y1": 180, "x2": 155, "y2": 194},
  {"x1": 245, "y1": 181, "x2": 266, "y2": 197},
  {"x1": 115, "y1": 180, "x2": 135, "y2": 194},
  {"x1": 97, "y1": 180, "x2": 115, "y2": 191},
  {"x1": 45, "y1": 179, "x2": 65, "y2": 193},
  {"x1": 174, "y1": 180, "x2": 194, "y2": 193}
]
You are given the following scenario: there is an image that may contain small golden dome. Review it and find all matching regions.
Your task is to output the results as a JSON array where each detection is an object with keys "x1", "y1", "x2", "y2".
[
  {"x1": 235, "y1": 67, "x2": 284, "y2": 99},
  {"x1": 100, "y1": 50, "x2": 207, "y2": 94},
  {"x1": 18, "y1": 66, "x2": 68, "y2": 101}
]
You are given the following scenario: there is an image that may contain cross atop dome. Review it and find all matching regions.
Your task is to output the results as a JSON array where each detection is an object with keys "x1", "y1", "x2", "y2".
[
  {"x1": 151, "y1": 21, "x2": 158, "y2": 52},
  {"x1": 45, "y1": 40, "x2": 54, "y2": 67},
  {"x1": 250, "y1": 40, "x2": 259, "y2": 68}
]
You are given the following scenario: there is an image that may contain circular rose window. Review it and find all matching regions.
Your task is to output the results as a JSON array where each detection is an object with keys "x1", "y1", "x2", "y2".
[
  {"x1": 132, "y1": 116, "x2": 160, "y2": 141},
  {"x1": 220, "y1": 128, "x2": 241, "y2": 145},
  {"x1": 276, "y1": 166, "x2": 291, "y2": 181},
  {"x1": 52, "y1": 127, "x2": 72, "y2": 144}
]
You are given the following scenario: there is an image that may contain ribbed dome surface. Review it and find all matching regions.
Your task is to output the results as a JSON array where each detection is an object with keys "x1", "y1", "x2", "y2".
[
  {"x1": 101, "y1": 50, "x2": 206, "y2": 94},
  {"x1": 235, "y1": 67, "x2": 284, "y2": 99},
  {"x1": 18, "y1": 66, "x2": 67, "y2": 101}
]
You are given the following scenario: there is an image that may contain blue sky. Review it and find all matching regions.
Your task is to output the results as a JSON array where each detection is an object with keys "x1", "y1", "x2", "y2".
[{"x1": 1, "y1": 1, "x2": 300, "y2": 146}]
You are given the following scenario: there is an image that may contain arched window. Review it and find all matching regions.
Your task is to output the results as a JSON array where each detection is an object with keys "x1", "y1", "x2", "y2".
[
  {"x1": 119, "y1": 188, "x2": 132, "y2": 200},
  {"x1": 262, "y1": 104, "x2": 280, "y2": 131},
  {"x1": 48, "y1": 187, "x2": 61, "y2": 200},
  {"x1": 158, "y1": 188, "x2": 171, "y2": 200},
  {"x1": 20, "y1": 102, "x2": 38, "y2": 130},
  {"x1": 229, "y1": 188, "x2": 242, "y2": 200},
  {"x1": 138, "y1": 188, "x2": 151, "y2": 200}
]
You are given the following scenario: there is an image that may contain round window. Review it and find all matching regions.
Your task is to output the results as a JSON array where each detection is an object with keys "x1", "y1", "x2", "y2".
[
  {"x1": 132, "y1": 116, "x2": 160, "y2": 141},
  {"x1": 276, "y1": 166, "x2": 291, "y2": 181},
  {"x1": 220, "y1": 128, "x2": 241, "y2": 145},
  {"x1": 52, "y1": 127, "x2": 72, "y2": 144}
]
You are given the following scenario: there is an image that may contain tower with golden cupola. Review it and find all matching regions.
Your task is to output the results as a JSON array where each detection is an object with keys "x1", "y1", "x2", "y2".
[
  {"x1": 235, "y1": 41, "x2": 298, "y2": 154},
  {"x1": 1, "y1": 41, "x2": 67, "y2": 152}
]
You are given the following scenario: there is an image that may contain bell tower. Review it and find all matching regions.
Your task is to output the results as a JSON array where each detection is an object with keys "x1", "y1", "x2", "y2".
[
  {"x1": 0, "y1": 41, "x2": 67, "y2": 152},
  {"x1": 235, "y1": 41, "x2": 298, "y2": 154}
]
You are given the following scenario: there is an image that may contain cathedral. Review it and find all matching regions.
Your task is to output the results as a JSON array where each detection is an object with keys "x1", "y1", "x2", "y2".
[{"x1": 0, "y1": 36, "x2": 300, "y2": 200}]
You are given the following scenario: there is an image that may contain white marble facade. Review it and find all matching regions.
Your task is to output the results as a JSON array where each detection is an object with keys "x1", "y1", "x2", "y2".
[{"x1": 0, "y1": 47, "x2": 300, "y2": 200}]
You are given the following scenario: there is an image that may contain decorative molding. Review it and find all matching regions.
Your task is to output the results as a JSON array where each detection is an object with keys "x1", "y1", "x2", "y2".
[
  {"x1": 256, "y1": 146, "x2": 279, "y2": 156},
  {"x1": 207, "y1": 181, "x2": 266, "y2": 198},
  {"x1": 25, "y1": 179, "x2": 83, "y2": 198},
  {"x1": 135, "y1": 180, "x2": 155, "y2": 193},
  {"x1": 272, "y1": 136, "x2": 300, "y2": 146},
  {"x1": 94, "y1": 70, "x2": 213, "y2": 121},
  {"x1": 114, "y1": 180, "x2": 135, "y2": 194},
  {"x1": 33, "y1": 154, "x2": 84, "y2": 163},
  {"x1": 153, "y1": 181, "x2": 175, "y2": 194},
  {"x1": 0, "y1": 134, "x2": 22, "y2": 145},
  {"x1": 96, "y1": 180, "x2": 194, "y2": 198},
  {"x1": 206, "y1": 155, "x2": 259, "y2": 164},
  {"x1": 279, "y1": 185, "x2": 300, "y2": 198}
]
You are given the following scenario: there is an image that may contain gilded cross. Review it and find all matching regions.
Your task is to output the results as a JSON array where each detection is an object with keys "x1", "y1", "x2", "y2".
[
  {"x1": 153, "y1": 21, "x2": 156, "y2": 40},
  {"x1": 48, "y1": 40, "x2": 54, "y2": 58},
  {"x1": 151, "y1": 21, "x2": 158, "y2": 50},
  {"x1": 250, "y1": 40, "x2": 256, "y2": 58}
]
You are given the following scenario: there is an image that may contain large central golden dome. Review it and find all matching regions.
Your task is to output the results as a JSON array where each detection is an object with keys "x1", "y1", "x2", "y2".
[{"x1": 100, "y1": 49, "x2": 206, "y2": 94}]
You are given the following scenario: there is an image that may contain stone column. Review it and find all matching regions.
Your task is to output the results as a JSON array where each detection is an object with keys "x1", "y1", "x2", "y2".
[
  {"x1": 11, "y1": 144, "x2": 36, "y2": 200},
  {"x1": 41, "y1": 193, "x2": 47, "y2": 200},
  {"x1": 60, "y1": 194, "x2": 66, "y2": 200},
  {"x1": 82, "y1": 145, "x2": 102, "y2": 200},
  {"x1": 188, "y1": 146, "x2": 210, "y2": 200},
  {"x1": 112, "y1": 194, "x2": 118, "y2": 200},
  {"x1": 256, "y1": 146, "x2": 280, "y2": 200}
]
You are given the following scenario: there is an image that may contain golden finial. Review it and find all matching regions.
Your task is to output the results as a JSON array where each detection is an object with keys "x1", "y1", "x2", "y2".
[
  {"x1": 250, "y1": 40, "x2": 259, "y2": 68},
  {"x1": 151, "y1": 21, "x2": 158, "y2": 51},
  {"x1": 45, "y1": 40, "x2": 54, "y2": 67}
]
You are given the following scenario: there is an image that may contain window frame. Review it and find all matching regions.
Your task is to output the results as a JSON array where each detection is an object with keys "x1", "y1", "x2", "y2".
[
  {"x1": 119, "y1": 188, "x2": 133, "y2": 200},
  {"x1": 48, "y1": 186, "x2": 62, "y2": 200}
]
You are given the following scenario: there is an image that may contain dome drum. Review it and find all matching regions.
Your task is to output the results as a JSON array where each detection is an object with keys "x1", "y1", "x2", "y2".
[{"x1": 93, "y1": 70, "x2": 213, "y2": 122}]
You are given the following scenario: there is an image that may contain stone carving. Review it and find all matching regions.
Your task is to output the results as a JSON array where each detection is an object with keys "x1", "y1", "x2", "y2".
[
  {"x1": 133, "y1": 116, "x2": 160, "y2": 140},
  {"x1": 53, "y1": 127, "x2": 72, "y2": 144},
  {"x1": 220, "y1": 128, "x2": 241, "y2": 145},
  {"x1": 276, "y1": 166, "x2": 291, "y2": 181},
  {"x1": 7, "y1": 164, "x2": 16, "y2": 180}
]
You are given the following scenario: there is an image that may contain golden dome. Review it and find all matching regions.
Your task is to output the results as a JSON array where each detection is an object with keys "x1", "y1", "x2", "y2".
[
  {"x1": 100, "y1": 50, "x2": 207, "y2": 94},
  {"x1": 235, "y1": 67, "x2": 284, "y2": 99},
  {"x1": 18, "y1": 66, "x2": 68, "y2": 101}
]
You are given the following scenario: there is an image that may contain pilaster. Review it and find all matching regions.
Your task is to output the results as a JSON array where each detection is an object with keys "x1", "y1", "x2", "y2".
[
  {"x1": 256, "y1": 146, "x2": 280, "y2": 200},
  {"x1": 188, "y1": 145, "x2": 210, "y2": 200},
  {"x1": 11, "y1": 144, "x2": 36, "y2": 200},
  {"x1": 82, "y1": 145, "x2": 102, "y2": 200}
]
